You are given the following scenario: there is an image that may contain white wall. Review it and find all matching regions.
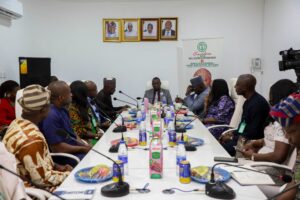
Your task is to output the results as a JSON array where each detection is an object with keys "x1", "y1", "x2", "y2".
[
  {"x1": 261, "y1": 0, "x2": 300, "y2": 96},
  {"x1": 1, "y1": 0, "x2": 264, "y2": 101},
  {"x1": 0, "y1": 15, "x2": 25, "y2": 84}
]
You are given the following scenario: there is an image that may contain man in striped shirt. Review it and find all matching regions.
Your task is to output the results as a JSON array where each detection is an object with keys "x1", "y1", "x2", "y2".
[{"x1": 3, "y1": 84, "x2": 71, "y2": 187}]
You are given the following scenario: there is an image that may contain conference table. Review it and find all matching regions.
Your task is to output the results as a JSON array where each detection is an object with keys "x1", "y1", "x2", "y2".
[{"x1": 54, "y1": 111, "x2": 267, "y2": 200}]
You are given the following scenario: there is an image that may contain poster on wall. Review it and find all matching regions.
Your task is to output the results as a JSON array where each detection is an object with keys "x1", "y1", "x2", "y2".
[{"x1": 178, "y1": 38, "x2": 223, "y2": 96}]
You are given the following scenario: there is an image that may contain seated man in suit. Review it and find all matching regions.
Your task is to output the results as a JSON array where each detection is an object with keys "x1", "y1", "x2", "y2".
[
  {"x1": 95, "y1": 78, "x2": 128, "y2": 120},
  {"x1": 219, "y1": 74, "x2": 270, "y2": 156},
  {"x1": 144, "y1": 77, "x2": 173, "y2": 105},
  {"x1": 3, "y1": 84, "x2": 71, "y2": 188},
  {"x1": 176, "y1": 76, "x2": 210, "y2": 116},
  {"x1": 40, "y1": 81, "x2": 91, "y2": 164}
]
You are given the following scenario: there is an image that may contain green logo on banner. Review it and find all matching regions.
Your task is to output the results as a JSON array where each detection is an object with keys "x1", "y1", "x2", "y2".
[{"x1": 197, "y1": 42, "x2": 207, "y2": 52}]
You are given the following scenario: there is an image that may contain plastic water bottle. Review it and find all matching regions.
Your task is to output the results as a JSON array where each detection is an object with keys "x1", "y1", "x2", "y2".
[
  {"x1": 176, "y1": 140, "x2": 186, "y2": 176},
  {"x1": 149, "y1": 136, "x2": 163, "y2": 179},
  {"x1": 140, "y1": 104, "x2": 146, "y2": 120},
  {"x1": 168, "y1": 122, "x2": 176, "y2": 147},
  {"x1": 170, "y1": 105, "x2": 175, "y2": 118},
  {"x1": 162, "y1": 94, "x2": 167, "y2": 106},
  {"x1": 139, "y1": 121, "x2": 147, "y2": 146},
  {"x1": 136, "y1": 110, "x2": 142, "y2": 127},
  {"x1": 118, "y1": 139, "x2": 128, "y2": 175}
]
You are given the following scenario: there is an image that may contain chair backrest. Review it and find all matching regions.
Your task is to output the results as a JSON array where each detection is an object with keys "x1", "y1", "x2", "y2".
[
  {"x1": 227, "y1": 78, "x2": 246, "y2": 128},
  {"x1": 146, "y1": 80, "x2": 169, "y2": 90},
  {"x1": 228, "y1": 78, "x2": 239, "y2": 103},
  {"x1": 229, "y1": 95, "x2": 246, "y2": 128},
  {"x1": 15, "y1": 89, "x2": 24, "y2": 118}
]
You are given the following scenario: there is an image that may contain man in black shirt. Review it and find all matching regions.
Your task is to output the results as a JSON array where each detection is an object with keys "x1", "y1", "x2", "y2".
[
  {"x1": 95, "y1": 78, "x2": 128, "y2": 120},
  {"x1": 220, "y1": 74, "x2": 270, "y2": 156}
]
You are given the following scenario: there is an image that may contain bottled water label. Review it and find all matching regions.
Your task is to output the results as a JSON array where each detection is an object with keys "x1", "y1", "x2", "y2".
[{"x1": 118, "y1": 155, "x2": 128, "y2": 164}]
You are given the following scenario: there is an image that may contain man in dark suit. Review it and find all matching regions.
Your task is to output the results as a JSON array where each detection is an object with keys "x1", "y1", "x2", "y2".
[
  {"x1": 95, "y1": 78, "x2": 128, "y2": 120},
  {"x1": 144, "y1": 77, "x2": 173, "y2": 105},
  {"x1": 162, "y1": 20, "x2": 176, "y2": 36}
]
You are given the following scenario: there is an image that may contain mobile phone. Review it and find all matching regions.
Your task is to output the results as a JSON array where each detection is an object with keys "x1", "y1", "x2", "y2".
[{"x1": 214, "y1": 156, "x2": 238, "y2": 163}]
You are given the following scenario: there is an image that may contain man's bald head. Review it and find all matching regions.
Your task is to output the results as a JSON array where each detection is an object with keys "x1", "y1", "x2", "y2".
[
  {"x1": 235, "y1": 74, "x2": 256, "y2": 97},
  {"x1": 85, "y1": 80, "x2": 98, "y2": 98},
  {"x1": 48, "y1": 81, "x2": 72, "y2": 107}
]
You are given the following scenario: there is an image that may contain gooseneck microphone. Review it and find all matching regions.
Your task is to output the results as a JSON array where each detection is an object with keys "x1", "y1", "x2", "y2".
[
  {"x1": 0, "y1": 164, "x2": 66, "y2": 200},
  {"x1": 119, "y1": 90, "x2": 139, "y2": 108},
  {"x1": 56, "y1": 130, "x2": 130, "y2": 197},
  {"x1": 206, "y1": 162, "x2": 293, "y2": 199},
  {"x1": 113, "y1": 97, "x2": 136, "y2": 107}
]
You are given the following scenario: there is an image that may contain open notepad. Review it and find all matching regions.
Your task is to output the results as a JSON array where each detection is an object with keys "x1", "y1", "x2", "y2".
[
  {"x1": 221, "y1": 165, "x2": 276, "y2": 185},
  {"x1": 49, "y1": 187, "x2": 96, "y2": 200},
  {"x1": 231, "y1": 170, "x2": 275, "y2": 185}
]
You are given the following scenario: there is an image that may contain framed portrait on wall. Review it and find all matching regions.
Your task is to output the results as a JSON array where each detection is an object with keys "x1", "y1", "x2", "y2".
[
  {"x1": 160, "y1": 17, "x2": 178, "y2": 41},
  {"x1": 122, "y1": 18, "x2": 140, "y2": 42},
  {"x1": 103, "y1": 19, "x2": 122, "y2": 42},
  {"x1": 140, "y1": 18, "x2": 159, "y2": 41}
]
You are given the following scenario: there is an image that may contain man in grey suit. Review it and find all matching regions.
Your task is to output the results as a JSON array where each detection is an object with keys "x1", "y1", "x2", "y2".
[{"x1": 144, "y1": 77, "x2": 173, "y2": 105}]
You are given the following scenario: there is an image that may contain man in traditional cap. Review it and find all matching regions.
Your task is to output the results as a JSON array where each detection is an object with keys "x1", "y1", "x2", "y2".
[
  {"x1": 193, "y1": 68, "x2": 212, "y2": 87},
  {"x1": 95, "y1": 78, "x2": 129, "y2": 120},
  {"x1": 176, "y1": 76, "x2": 210, "y2": 115},
  {"x1": 3, "y1": 84, "x2": 71, "y2": 188},
  {"x1": 269, "y1": 93, "x2": 300, "y2": 200},
  {"x1": 220, "y1": 74, "x2": 270, "y2": 156}
]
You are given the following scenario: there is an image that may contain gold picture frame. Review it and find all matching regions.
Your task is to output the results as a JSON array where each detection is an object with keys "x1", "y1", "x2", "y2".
[
  {"x1": 122, "y1": 18, "x2": 140, "y2": 42},
  {"x1": 103, "y1": 19, "x2": 122, "y2": 42},
  {"x1": 140, "y1": 18, "x2": 159, "y2": 41},
  {"x1": 159, "y1": 17, "x2": 178, "y2": 41}
]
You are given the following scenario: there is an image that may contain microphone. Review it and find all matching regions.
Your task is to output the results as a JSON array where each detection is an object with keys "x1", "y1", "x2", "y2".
[
  {"x1": 119, "y1": 90, "x2": 139, "y2": 108},
  {"x1": 136, "y1": 97, "x2": 143, "y2": 100},
  {"x1": 206, "y1": 163, "x2": 293, "y2": 199},
  {"x1": 55, "y1": 130, "x2": 130, "y2": 197},
  {"x1": 268, "y1": 182, "x2": 300, "y2": 200},
  {"x1": 90, "y1": 99, "x2": 127, "y2": 133},
  {"x1": 0, "y1": 164, "x2": 66, "y2": 200},
  {"x1": 113, "y1": 97, "x2": 136, "y2": 107}
]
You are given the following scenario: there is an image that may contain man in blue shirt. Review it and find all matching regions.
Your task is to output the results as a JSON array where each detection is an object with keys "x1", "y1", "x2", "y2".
[
  {"x1": 40, "y1": 81, "x2": 91, "y2": 163},
  {"x1": 176, "y1": 76, "x2": 210, "y2": 116}
]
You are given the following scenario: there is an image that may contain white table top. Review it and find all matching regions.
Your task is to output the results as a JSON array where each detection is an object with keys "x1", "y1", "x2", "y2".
[{"x1": 56, "y1": 112, "x2": 266, "y2": 200}]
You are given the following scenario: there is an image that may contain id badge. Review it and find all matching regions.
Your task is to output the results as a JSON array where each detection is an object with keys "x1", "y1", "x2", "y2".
[{"x1": 238, "y1": 121, "x2": 246, "y2": 134}]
